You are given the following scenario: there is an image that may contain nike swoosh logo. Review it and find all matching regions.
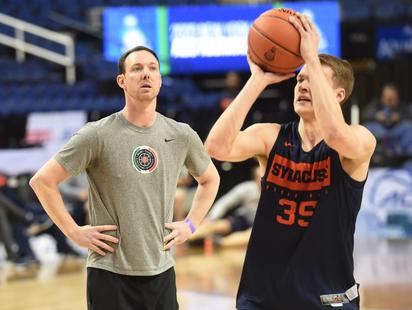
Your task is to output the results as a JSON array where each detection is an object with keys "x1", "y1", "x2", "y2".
[{"x1": 164, "y1": 138, "x2": 176, "y2": 142}]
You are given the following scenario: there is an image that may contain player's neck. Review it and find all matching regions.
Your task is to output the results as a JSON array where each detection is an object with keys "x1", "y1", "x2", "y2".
[
  {"x1": 298, "y1": 120, "x2": 323, "y2": 151},
  {"x1": 122, "y1": 103, "x2": 157, "y2": 128}
]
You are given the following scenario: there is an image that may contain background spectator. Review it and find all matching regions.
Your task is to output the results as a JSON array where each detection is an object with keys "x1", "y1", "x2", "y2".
[
  {"x1": 189, "y1": 165, "x2": 260, "y2": 244},
  {"x1": 362, "y1": 83, "x2": 412, "y2": 164}
]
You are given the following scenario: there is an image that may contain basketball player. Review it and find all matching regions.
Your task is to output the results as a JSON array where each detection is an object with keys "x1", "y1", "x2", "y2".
[
  {"x1": 29, "y1": 46, "x2": 220, "y2": 310},
  {"x1": 205, "y1": 13, "x2": 375, "y2": 309}
]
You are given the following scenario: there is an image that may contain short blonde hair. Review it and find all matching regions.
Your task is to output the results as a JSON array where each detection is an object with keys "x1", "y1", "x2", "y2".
[{"x1": 319, "y1": 54, "x2": 354, "y2": 104}]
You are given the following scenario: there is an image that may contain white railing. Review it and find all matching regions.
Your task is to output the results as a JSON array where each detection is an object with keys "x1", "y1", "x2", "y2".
[
  {"x1": 351, "y1": 103, "x2": 360, "y2": 125},
  {"x1": 0, "y1": 12, "x2": 76, "y2": 84}
]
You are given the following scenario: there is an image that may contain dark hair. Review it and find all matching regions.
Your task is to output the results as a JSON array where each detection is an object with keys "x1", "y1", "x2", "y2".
[
  {"x1": 382, "y1": 82, "x2": 398, "y2": 93},
  {"x1": 318, "y1": 54, "x2": 354, "y2": 104},
  {"x1": 118, "y1": 46, "x2": 160, "y2": 74}
]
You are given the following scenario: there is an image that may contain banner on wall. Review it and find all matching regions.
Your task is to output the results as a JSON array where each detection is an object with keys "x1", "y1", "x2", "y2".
[
  {"x1": 25, "y1": 111, "x2": 87, "y2": 147},
  {"x1": 356, "y1": 167, "x2": 412, "y2": 238},
  {"x1": 102, "y1": 1, "x2": 340, "y2": 74},
  {"x1": 0, "y1": 111, "x2": 87, "y2": 175},
  {"x1": 376, "y1": 25, "x2": 412, "y2": 60},
  {"x1": 362, "y1": 168, "x2": 412, "y2": 212}
]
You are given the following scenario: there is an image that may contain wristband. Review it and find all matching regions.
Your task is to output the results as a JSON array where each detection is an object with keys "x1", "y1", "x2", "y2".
[{"x1": 184, "y1": 218, "x2": 196, "y2": 233}]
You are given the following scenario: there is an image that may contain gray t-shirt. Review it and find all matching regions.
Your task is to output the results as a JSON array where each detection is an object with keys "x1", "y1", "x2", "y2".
[{"x1": 55, "y1": 112, "x2": 210, "y2": 276}]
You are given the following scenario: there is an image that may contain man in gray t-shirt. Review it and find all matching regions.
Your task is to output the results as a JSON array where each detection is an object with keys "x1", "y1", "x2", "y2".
[{"x1": 30, "y1": 46, "x2": 220, "y2": 310}]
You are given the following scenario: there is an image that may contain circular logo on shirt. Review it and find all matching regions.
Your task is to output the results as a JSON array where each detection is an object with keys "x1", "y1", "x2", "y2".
[{"x1": 132, "y1": 146, "x2": 158, "y2": 174}]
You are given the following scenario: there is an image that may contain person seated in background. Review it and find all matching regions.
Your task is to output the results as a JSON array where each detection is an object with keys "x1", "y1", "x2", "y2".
[
  {"x1": 59, "y1": 173, "x2": 89, "y2": 227},
  {"x1": 24, "y1": 175, "x2": 87, "y2": 259},
  {"x1": 0, "y1": 194, "x2": 38, "y2": 265},
  {"x1": 217, "y1": 227, "x2": 252, "y2": 248},
  {"x1": 189, "y1": 165, "x2": 260, "y2": 244},
  {"x1": 2, "y1": 174, "x2": 85, "y2": 261},
  {"x1": 173, "y1": 168, "x2": 196, "y2": 222},
  {"x1": 362, "y1": 83, "x2": 412, "y2": 160},
  {"x1": 219, "y1": 71, "x2": 243, "y2": 111},
  {"x1": 0, "y1": 174, "x2": 40, "y2": 281}
]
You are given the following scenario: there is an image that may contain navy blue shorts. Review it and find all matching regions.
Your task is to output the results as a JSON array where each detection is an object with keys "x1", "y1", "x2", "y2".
[{"x1": 87, "y1": 267, "x2": 179, "y2": 310}]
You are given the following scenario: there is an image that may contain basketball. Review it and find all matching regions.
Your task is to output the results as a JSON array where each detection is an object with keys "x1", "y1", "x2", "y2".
[{"x1": 247, "y1": 8, "x2": 304, "y2": 74}]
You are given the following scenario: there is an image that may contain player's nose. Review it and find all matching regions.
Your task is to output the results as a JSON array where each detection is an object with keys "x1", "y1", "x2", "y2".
[
  {"x1": 141, "y1": 66, "x2": 150, "y2": 79},
  {"x1": 298, "y1": 80, "x2": 309, "y2": 92}
]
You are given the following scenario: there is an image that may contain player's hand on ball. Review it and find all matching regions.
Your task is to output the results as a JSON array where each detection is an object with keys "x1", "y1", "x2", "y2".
[
  {"x1": 247, "y1": 54, "x2": 295, "y2": 86},
  {"x1": 289, "y1": 13, "x2": 320, "y2": 62}
]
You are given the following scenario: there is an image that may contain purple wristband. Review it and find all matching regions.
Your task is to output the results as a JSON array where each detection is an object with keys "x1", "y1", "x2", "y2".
[{"x1": 184, "y1": 218, "x2": 196, "y2": 233}]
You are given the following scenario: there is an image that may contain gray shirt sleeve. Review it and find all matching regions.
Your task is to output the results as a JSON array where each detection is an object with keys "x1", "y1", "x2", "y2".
[
  {"x1": 184, "y1": 126, "x2": 211, "y2": 177},
  {"x1": 54, "y1": 123, "x2": 98, "y2": 176}
]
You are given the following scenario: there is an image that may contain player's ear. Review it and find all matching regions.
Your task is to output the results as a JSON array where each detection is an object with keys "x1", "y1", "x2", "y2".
[
  {"x1": 117, "y1": 74, "x2": 125, "y2": 89},
  {"x1": 336, "y1": 88, "x2": 345, "y2": 105}
]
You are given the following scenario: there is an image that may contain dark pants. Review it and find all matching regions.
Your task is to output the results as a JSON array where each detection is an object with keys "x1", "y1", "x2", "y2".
[
  {"x1": 0, "y1": 206, "x2": 19, "y2": 260},
  {"x1": 87, "y1": 267, "x2": 179, "y2": 310}
]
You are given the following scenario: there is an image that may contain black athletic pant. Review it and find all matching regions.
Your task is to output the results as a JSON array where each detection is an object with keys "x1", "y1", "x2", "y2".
[{"x1": 87, "y1": 267, "x2": 179, "y2": 310}]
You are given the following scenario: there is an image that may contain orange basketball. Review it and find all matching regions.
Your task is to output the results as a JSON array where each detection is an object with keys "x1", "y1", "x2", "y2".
[{"x1": 247, "y1": 8, "x2": 304, "y2": 74}]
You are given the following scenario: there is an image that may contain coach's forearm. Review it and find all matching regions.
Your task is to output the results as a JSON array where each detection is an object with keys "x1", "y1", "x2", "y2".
[
  {"x1": 30, "y1": 177, "x2": 79, "y2": 238},
  {"x1": 185, "y1": 171, "x2": 220, "y2": 228}
]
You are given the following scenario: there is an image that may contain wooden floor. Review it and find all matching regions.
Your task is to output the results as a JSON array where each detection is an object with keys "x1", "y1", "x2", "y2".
[{"x1": 0, "y1": 246, "x2": 411, "y2": 310}]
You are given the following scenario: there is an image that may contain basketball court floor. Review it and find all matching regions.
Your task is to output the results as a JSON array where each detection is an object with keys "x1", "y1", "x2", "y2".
[{"x1": 0, "y1": 237, "x2": 411, "y2": 310}]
